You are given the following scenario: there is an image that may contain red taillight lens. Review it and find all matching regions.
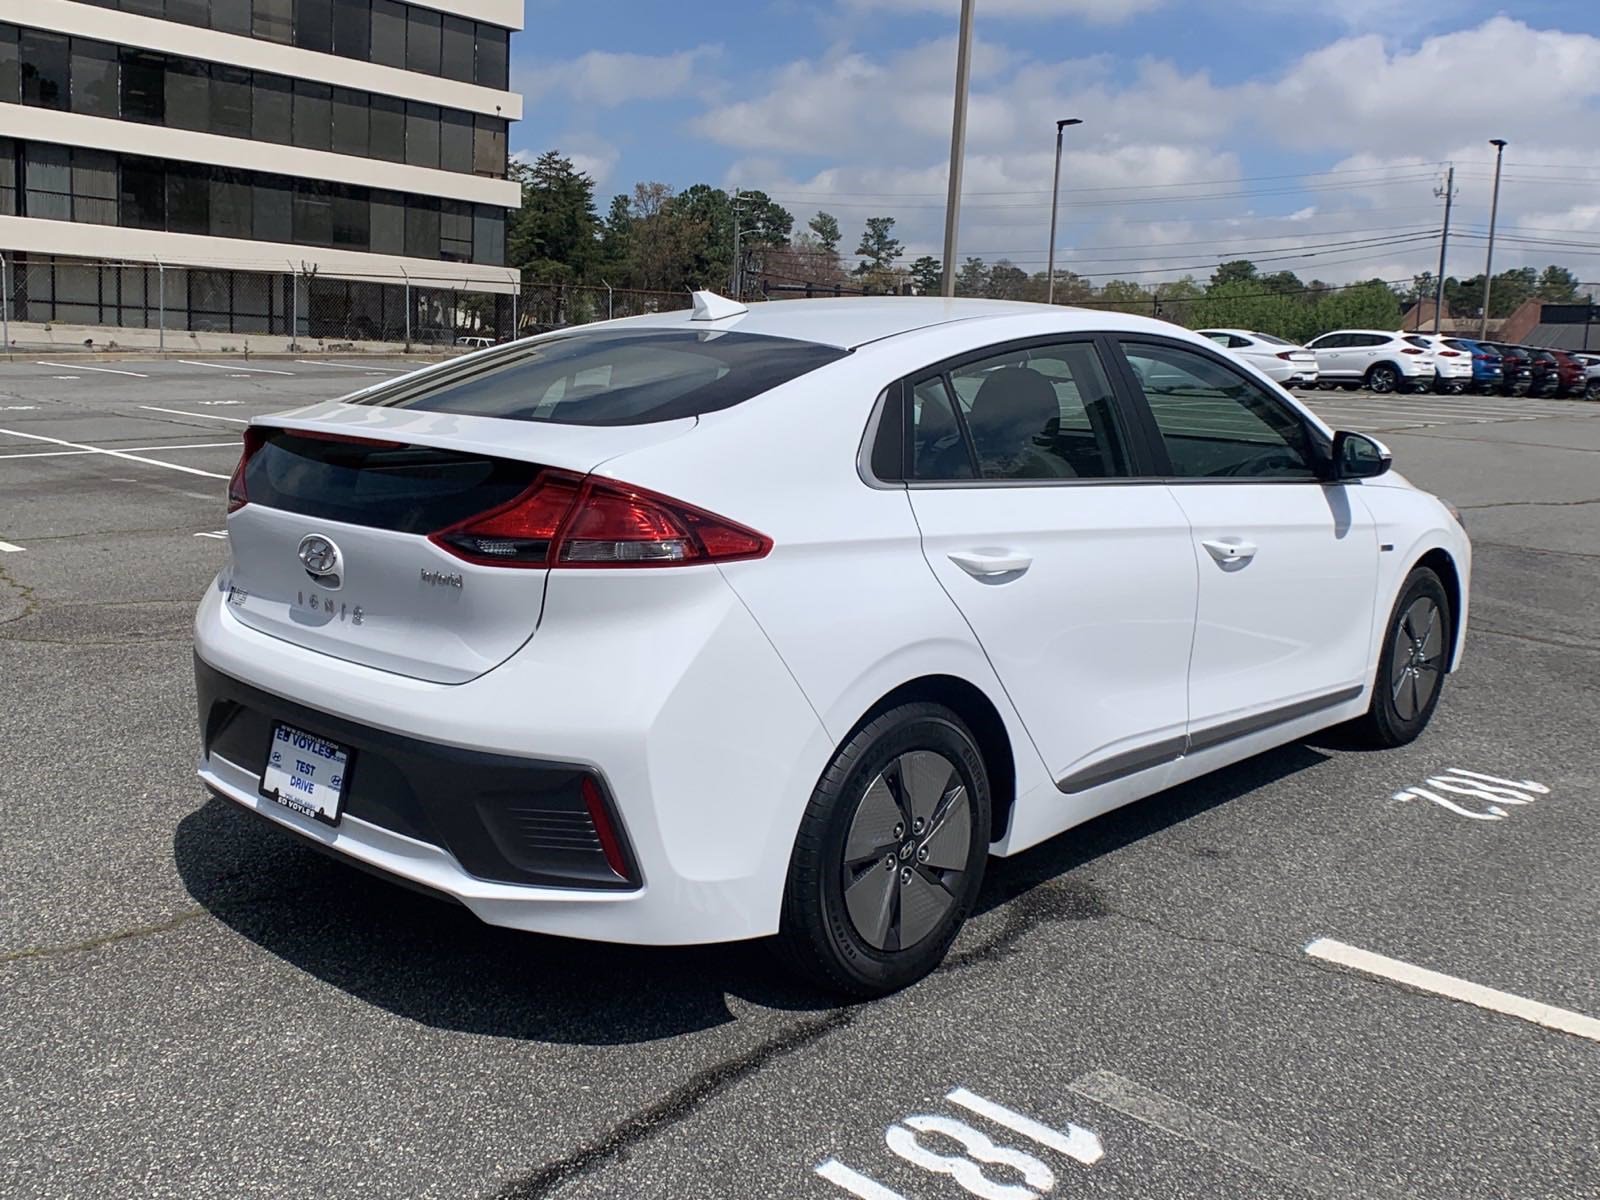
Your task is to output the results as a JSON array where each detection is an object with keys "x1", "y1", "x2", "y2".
[
  {"x1": 1401, "y1": 347, "x2": 1425, "y2": 355},
  {"x1": 1438, "y1": 350, "x2": 1461, "y2": 357},
  {"x1": 431, "y1": 471, "x2": 772, "y2": 569},
  {"x1": 1276, "y1": 351, "x2": 1294, "y2": 360},
  {"x1": 227, "y1": 427, "x2": 266, "y2": 513}
]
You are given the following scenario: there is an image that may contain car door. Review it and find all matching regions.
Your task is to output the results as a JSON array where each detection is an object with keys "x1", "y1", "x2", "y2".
[
  {"x1": 1112, "y1": 338, "x2": 1379, "y2": 742},
  {"x1": 903, "y1": 337, "x2": 1199, "y2": 792},
  {"x1": 1306, "y1": 333, "x2": 1349, "y2": 379}
]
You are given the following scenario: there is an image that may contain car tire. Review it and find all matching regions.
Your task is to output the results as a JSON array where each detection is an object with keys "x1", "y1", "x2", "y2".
[
  {"x1": 1348, "y1": 567, "x2": 1451, "y2": 749},
  {"x1": 1586, "y1": 380, "x2": 1600, "y2": 402},
  {"x1": 1446, "y1": 380, "x2": 1467, "y2": 395},
  {"x1": 778, "y1": 702, "x2": 991, "y2": 998},
  {"x1": 1367, "y1": 364, "x2": 1399, "y2": 394}
]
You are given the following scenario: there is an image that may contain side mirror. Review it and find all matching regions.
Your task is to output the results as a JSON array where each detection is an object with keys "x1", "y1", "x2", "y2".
[{"x1": 1331, "y1": 430, "x2": 1392, "y2": 480}]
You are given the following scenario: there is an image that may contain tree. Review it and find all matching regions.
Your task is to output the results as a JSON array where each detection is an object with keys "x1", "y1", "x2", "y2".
[
  {"x1": 622, "y1": 181, "x2": 705, "y2": 293},
  {"x1": 1096, "y1": 279, "x2": 1151, "y2": 315},
  {"x1": 986, "y1": 259, "x2": 1029, "y2": 301},
  {"x1": 908, "y1": 255, "x2": 943, "y2": 294},
  {"x1": 1210, "y1": 259, "x2": 1258, "y2": 288},
  {"x1": 855, "y1": 216, "x2": 903, "y2": 276},
  {"x1": 506, "y1": 151, "x2": 600, "y2": 282},
  {"x1": 1537, "y1": 264, "x2": 1581, "y2": 303},
  {"x1": 955, "y1": 257, "x2": 989, "y2": 297},
  {"x1": 809, "y1": 211, "x2": 842, "y2": 255},
  {"x1": 598, "y1": 193, "x2": 633, "y2": 276}
]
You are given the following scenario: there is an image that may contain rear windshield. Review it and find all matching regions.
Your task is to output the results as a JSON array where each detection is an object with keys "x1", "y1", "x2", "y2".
[
  {"x1": 1443, "y1": 339, "x2": 1476, "y2": 352},
  {"x1": 1403, "y1": 336, "x2": 1432, "y2": 349},
  {"x1": 349, "y1": 329, "x2": 848, "y2": 425}
]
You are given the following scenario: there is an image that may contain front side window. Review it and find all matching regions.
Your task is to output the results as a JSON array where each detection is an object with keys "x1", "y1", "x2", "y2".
[
  {"x1": 944, "y1": 341, "x2": 1129, "y2": 481},
  {"x1": 1121, "y1": 341, "x2": 1320, "y2": 480}
]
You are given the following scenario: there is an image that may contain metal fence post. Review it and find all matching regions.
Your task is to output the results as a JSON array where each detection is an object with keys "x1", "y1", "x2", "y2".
[
  {"x1": 402, "y1": 267, "x2": 411, "y2": 351},
  {"x1": 0, "y1": 253, "x2": 9, "y2": 357},
  {"x1": 157, "y1": 261, "x2": 165, "y2": 352}
]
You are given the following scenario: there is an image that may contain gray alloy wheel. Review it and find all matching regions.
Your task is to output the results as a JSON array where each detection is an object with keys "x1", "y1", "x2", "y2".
[
  {"x1": 1368, "y1": 364, "x2": 1399, "y2": 394},
  {"x1": 1388, "y1": 595, "x2": 1445, "y2": 722},
  {"x1": 841, "y1": 750, "x2": 973, "y2": 953}
]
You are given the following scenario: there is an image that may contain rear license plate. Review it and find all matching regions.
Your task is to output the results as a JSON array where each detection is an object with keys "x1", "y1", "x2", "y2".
[{"x1": 261, "y1": 723, "x2": 351, "y2": 825}]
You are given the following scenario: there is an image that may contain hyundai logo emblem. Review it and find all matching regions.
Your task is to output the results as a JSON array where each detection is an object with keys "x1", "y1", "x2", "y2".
[{"x1": 297, "y1": 534, "x2": 343, "y2": 589}]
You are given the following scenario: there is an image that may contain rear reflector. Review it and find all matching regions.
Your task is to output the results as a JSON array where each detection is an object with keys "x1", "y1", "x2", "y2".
[
  {"x1": 582, "y1": 776, "x2": 634, "y2": 882},
  {"x1": 432, "y1": 470, "x2": 772, "y2": 569}
]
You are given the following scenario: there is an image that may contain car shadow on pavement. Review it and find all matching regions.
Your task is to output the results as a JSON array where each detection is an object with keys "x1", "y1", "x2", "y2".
[{"x1": 174, "y1": 741, "x2": 1331, "y2": 1041}]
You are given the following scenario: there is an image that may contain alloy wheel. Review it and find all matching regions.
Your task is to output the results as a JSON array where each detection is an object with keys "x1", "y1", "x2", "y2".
[
  {"x1": 840, "y1": 750, "x2": 972, "y2": 952},
  {"x1": 1390, "y1": 596, "x2": 1444, "y2": 721},
  {"x1": 1370, "y1": 366, "x2": 1398, "y2": 394}
]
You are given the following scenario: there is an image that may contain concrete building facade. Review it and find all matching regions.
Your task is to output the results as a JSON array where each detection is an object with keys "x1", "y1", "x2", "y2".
[{"x1": 0, "y1": 0, "x2": 523, "y2": 347}]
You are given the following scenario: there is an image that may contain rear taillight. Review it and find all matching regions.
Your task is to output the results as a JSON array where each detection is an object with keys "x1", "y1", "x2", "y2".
[
  {"x1": 1437, "y1": 350, "x2": 1461, "y2": 357},
  {"x1": 1276, "y1": 351, "x2": 1294, "y2": 360},
  {"x1": 1401, "y1": 347, "x2": 1425, "y2": 355},
  {"x1": 227, "y1": 427, "x2": 267, "y2": 513},
  {"x1": 432, "y1": 471, "x2": 772, "y2": 569}
]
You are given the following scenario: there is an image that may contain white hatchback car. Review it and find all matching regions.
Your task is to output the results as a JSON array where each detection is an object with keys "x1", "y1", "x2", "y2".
[
  {"x1": 1197, "y1": 329, "x2": 1319, "y2": 387},
  {"x1": 196, "y1": 295, "x2": 1470, "y2": 996},
  {"x1": 1304, "y1": 330, "x2": 1436, "y2": 394}
]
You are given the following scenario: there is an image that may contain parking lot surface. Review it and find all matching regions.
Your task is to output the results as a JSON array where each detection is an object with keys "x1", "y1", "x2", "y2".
[{"x1": 1, "y1": 358, "x2": 1596, "y2": 1199}]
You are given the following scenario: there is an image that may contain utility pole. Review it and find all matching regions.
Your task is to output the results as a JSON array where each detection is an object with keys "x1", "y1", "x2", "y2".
[
  {"x1": 730, "y1": 189, "x2": 743, "y2": 300},
  {"x1": 1480, "y1": 138, "x2": 1507, "y2": 339},
  {"x1": 939, "y1": 0, "x2": 976, "y2": 297},
  {"x1": 1432, "y1": 165, "x2": 1455, "y2": 335},
  {"x1": 1046, "y1": 118, "x2": 1083, "y2": 305}
]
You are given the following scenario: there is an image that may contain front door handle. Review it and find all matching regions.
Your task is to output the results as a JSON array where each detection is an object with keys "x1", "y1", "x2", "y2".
[
  {"x1": 1201, "y1": 538, "x2": 1258, "y2": 566},
  {"x1": 948, "y1": 550, "x2": 1033, "y2": 578}
]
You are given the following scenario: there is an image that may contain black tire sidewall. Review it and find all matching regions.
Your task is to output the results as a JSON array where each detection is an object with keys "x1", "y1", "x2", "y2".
[
  {"x1": 783, "y1": 704, "x2": 991, "y2": 997},
  {"x1": 1369, "y1": 568, "x2": 1452, "y2": 745}
]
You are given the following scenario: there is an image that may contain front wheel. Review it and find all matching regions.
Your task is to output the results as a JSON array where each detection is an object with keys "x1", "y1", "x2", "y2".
[
  {"x1": 1367, "y1": 364, "x2": 1400, "y2": 394},
  {"x1": 778, "y1": 702, "x2": 991, "y2": 998},
  {"x1": 1348, "y1": 567, "x2": 1451, "y2": 748}
]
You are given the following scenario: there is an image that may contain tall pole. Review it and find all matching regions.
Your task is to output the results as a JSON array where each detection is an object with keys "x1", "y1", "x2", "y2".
[
  {"x1": 939, "y1": 0, "x2": 976, "y2": 298},
  {"x1": 1480, "y1": 139, "x2": 1507, "y2": 339},
  {"x1": 1046, "y1": 118, "x2": 1082, "y2": 306},
  {"x1": 0, "y1": 253, "x2": 9, "y2": 358},
  {"x1": 1432, "y1": 165, "x2": 1455, "y2": 335}
]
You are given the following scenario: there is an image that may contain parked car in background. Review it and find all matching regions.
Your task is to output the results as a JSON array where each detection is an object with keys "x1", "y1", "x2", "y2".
[
  {"x1": 1483, "y1": 343, "x2": 1535, "y2": 395},
  {"x1": 1439, "y1": 337, "x2": 1504, "y2": 394},
  {"x1": 1539, "y1": 349, "x2": 1587, "y2": 398},
  {"x1": 1197, "y1": 329, "x2": 1319, "y2": 387},
  {"x1": 455, "y1": 336, "x2": 497, "y2": 350},
  {"x1": 1404, "y1": 334, "x2": 1474, "y2": 394},
  {"x1": 1304, "y1": 330, "x2": 1435, "y2": 394},
  {"x1": 1574, "y1": 353, "x2": 1600, "y2": 400}
]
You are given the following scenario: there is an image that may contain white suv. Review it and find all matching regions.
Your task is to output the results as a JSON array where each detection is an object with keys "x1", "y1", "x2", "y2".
[
  {"x1": 1404, "y1": 333, "x2": 1475, "y2": 394},
  {"x1": 1305, "y1": 330, "x2": 1436, "y2": 394}
]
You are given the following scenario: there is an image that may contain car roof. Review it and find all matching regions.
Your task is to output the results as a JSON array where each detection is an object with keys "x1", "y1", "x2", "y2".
[{"x1": 606, "y1": 296, "x2": 1183, "y2": 351}]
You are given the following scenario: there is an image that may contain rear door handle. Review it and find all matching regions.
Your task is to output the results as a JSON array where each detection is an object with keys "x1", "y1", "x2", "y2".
[
  {"x1": 948, "y1": 550, "x2": 1033, "y2": 578},
  {"x1": 1201, "y1": 538, "x2": 1257, "y2": 566}
]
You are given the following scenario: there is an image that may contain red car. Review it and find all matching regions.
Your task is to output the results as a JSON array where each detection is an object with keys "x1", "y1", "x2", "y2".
[{"x1": 1543, "y1": 349, "x2": 1587, "y2": 397}]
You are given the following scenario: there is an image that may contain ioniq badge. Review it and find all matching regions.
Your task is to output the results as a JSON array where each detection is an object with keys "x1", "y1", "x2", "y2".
[{"x1": 297, "y1": 534, "x2": 343, "y2": 590}]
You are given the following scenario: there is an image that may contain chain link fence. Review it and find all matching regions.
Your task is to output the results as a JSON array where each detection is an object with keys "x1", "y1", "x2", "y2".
[{"x1": 514, "y1": 282, "x2": 693, "y2": 334}]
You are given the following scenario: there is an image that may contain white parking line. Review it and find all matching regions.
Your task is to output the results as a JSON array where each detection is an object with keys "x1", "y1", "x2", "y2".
[
  {"x1": 1068, "y1": 1071, "x2": 1403, "y2": 1199},
  {"x1": 0, "y1": 441, "x2": 238, "y2": 461},
  {"x1": 1305, "y1": 939, "x2": 1600, "y2": 1043},
  {"x1": 946, "y1": 1087, "x2": 1104, "y2": 1165},
  {"x1": 297, "y1": 360, "x2": 404, "y2": 373},
  {"x1": 814, "y1": 1160, "x2": 906, "y2": 1200},
  {"x1": 35, "y1": 361, "x2": 149, "y2": 378},
  {"x1": 0, "y1": 539, "x2": 23, "y2": 553},
  {"x1": 178, "y1": 360, "x2": 295, "y2": 376},
  {"x1": 0, "y1": 428, "x2": 229, "y2": 480},
  {"x1": 138, "y1": 406, "x2": 251, "y2": 424}
]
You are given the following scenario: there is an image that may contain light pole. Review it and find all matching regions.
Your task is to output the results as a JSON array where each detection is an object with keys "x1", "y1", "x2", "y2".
[
  {"x1": 1479, "y1": 138, "x2": 1507, "y2": 338},
  {"x1": 939, "y1": 0, "x2": 976, "y2": 297},
  {"x1": 1432, "y1": 165, "x2": 1455, "y2": 335},
  {"x1": 1046, "y1": 118, "x2": 1083, "y2": 306}
]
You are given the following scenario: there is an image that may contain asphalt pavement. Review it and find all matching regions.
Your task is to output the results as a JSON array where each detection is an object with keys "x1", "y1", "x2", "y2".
[{"x1": 1, "y1": 358, "x2": 1596, "y2": 1199}]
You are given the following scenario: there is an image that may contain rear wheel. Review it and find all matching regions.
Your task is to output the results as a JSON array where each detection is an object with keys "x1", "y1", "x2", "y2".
[
  {"x1": 778, "y1": 703, "x2": 991, "y2": 998},
  {"x1": 1348, "y1": 567, "x2": 1451, "y2": 748},
  {"x1": 1367, "y1": 363, "x2": 1399, "y2": 394}
]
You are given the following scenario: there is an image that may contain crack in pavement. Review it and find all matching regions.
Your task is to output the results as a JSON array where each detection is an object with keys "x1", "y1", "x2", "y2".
[
  {"x1": 0, "y1": 907, "x2": 209, "y2": 966},
  {"x1": 1471, "y1": 623, "x2": 1600, "y2": 654},
  {"x1": 0, "y1": 560, "x2": 40, "y2": 624},
  {"x1": 1460, "y1": 497, "x2": 1600, "y2": 510}
]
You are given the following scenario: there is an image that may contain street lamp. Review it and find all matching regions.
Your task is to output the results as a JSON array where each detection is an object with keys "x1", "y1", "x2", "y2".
[
  {"x1": 940, "y1": 0, "x2": 977, "y2": 297},
  {"x1": 1479, "y1": 138, "x2": 1508, "y2": 338},
  {"x1": 1046, "y1": 118, "x2": 1084, "y2": 305}
]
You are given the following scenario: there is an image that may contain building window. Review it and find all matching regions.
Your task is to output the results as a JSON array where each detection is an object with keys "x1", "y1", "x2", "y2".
[
  {"x1": 293, "y1": 80, "x2": 333, "y2": 151},
  {"x1": 293, "y1": 0, "x2": 333, "y2": 54},
  {"x1": 369, "y1": 96, "x2": 405, "y2": 163},
  {"x1": 0, "y1": 138, "x2": 17, "y2": 216},
  {"x1": 24, "y1": 144, "x2": 73, "y2": 220},
  {"x1": 440, "y1": 111, "x2": 473, "y2": 175},
  {"x1": 292, "y1": 181, "x2": 334, "y2": 246},
  {"x1": 21, "y1": 30, "x2": 70, "y2": 110},
  {"x1": 330, "y1": 88, "x2": 369, "y2": 158},
  {"x1": 331, "y1": 190, "x2": 369, "y2": 248},
  {"x1": 405, "y1": 102, "x2": 440, "y2": 170},
  {"x1": 332, "y1": 0, "x2": 370, "y2": 59},
  {"x1": 121, "y1": 49, "x2": 167, "y2": 124},
  {"x1": 211, "y1": 66, "x2": 254, "y2": 139},
  {"x1": 0, "y1": 24, "x2": 20, "y2": 106},
  {"x1": 369, "y1": 0, "x2": 406, "y2": 68},
  {"x1": 405, "y1": 6, "x2": 441, "y2": 74},
  {"x1": 166, "y1": 61, "x2": 211, "y2": 133},
  {"x1": 405, "y1": 198, "x2": 439, "y2": 259},
  {"x1": 252, "y1": 74, "x2": 293, "y2": 145},
  {"x1": 70, "y1": 39, "x2": 120, "y2": 119},
  {"x1": 167, "y1": 166, "x2": 211, "y2": 235},
  {"x1": 166, "y1": 0, "x2": 211, "y2": 26},
  {"x1": 474, "y1": 206, "x2": 506, "y2": 267},
  {"x1": 71, "y1": 149, "x2": 119, "y2": 225},
  {"x1": 440, "y1": 15, "x2": 475, "y2": 83},
  {"x1": 211, "y1": 172, "x2": 253, "y2": 239},
  {"x1": 119, "y1": 158, "x2": 167, "y2": 230},
  {"x1": 476, "y1": 25, "x2": 509, "y2": 90},
  {"x1": 253, "y1": 0, "x2": 293, "y2": 45},
  {"x1": 370, "y1": 190, "x2": 405, "y2": 255},
  {"x1": 211, "y1": 0, "x2": 253, "y2": 36},
  {"x1": 253, "y1": 178, "x2": 293, "y2": 243},
  {"x1": 473, "y1": 117, "x2": 507, "y2": 178}
]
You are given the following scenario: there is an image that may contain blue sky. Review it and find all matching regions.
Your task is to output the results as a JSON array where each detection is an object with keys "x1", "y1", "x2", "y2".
[{"x1": 510, "y1": 1, "x2": 1600, "y2": 285}]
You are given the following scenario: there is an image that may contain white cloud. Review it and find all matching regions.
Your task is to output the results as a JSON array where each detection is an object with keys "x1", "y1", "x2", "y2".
[{"x1": 524, "y1": 46, "x2": 723, "y2": 108}]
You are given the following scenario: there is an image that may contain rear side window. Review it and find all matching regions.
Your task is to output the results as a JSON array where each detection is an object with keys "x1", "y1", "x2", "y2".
[
  {"x1": 351, "y1": 329, "x2": 847, "y2": 425},
  {"x1": 1403, "y1": 336, "x2": 1432, "y2": 349},
  {"x1": 1443, "y1": 339, "x2": 1474, "y2": 352}
]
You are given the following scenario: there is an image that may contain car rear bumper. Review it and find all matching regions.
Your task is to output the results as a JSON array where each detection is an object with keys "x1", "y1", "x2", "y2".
[{"x1": 192, "y1": 572, "x2": 832, "y2": 945}]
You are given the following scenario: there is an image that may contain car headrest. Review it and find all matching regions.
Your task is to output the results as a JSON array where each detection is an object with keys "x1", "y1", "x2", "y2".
[{"x1": 967, "y1": 367, "x2": 1059, "y2": 455}]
